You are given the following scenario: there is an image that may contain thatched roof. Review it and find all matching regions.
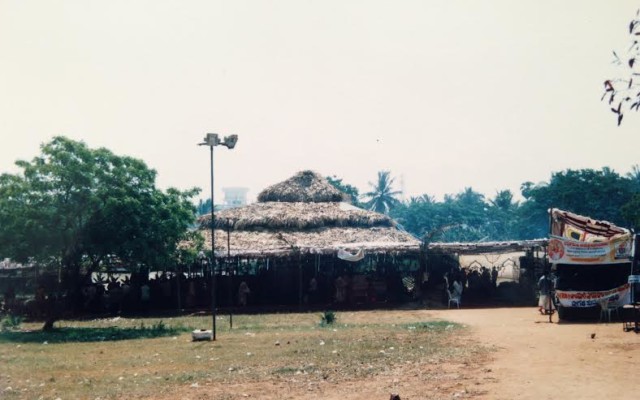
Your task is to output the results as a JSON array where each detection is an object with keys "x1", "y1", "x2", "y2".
[
  {"x1": 202, "y1": 227, "x2": 420, "y2": 257},
  {"x1": 199, "y1": 202, "x2": 392, "y2": 230},
  {"x1": 257, "y1": 170, "x2": 344, "y2": 203},
  {"x1": 191, "y1": 170, "x2": 420, "y2": 258}
]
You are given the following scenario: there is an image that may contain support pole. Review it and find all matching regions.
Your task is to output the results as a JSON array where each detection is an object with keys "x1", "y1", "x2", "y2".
[{"x1": 210, "y1": 145, "x2": 217, "y2": 341}]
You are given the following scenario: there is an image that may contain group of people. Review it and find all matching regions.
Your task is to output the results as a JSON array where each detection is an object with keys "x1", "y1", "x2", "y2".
[
  {"x1": 332, "y1": 275, "x2": 381, "y2": 305},
  {"x1": 444, "y1": 266, "x2": 500, "y2": 302},
  {"x1": 52, "y1": 273, "x2": 254, "y2": 317}
]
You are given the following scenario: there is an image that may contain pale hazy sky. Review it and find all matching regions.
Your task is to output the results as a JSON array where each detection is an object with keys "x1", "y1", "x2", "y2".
[{"x1": 1, "y1": 1, "x2": 639, "y2": 203}]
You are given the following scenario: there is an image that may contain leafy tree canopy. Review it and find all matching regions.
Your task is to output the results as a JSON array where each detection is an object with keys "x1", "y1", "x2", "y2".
[
  {"x1": 520, "y1": 167, "x2": 636, "y2": 229},
  {"x1": 0, "y1": 137, "x2": 200, "y2": 275},
  {"x1": 392, "y1": 187, "x2": 498, "y2": 242},
  {"x1": 196, "y1": 198, "x2": 213, "y2": 216},
  {"x1": 392, "y1": 167, "x2": 639, "y2": 242},
  {"x1": 326, "y1": 175, "x2": 362, "y2": 206}
]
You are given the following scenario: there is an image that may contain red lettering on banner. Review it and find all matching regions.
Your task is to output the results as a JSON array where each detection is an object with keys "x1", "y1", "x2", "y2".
[{"x1": 556, "y1": 284, "x2": 630, "y2": 300}]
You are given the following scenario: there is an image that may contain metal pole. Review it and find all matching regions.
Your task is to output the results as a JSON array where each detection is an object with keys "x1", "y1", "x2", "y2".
[
  {"x1": 227, "y1": 219, "x2": 233, "y2": 329},
  {"x1": 210, "y1": 145, "x2": 217, "y2": 340}
]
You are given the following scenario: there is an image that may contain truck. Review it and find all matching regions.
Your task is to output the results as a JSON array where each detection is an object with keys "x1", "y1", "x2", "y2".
[{"x1": 548, "y1": 208, "x2": 634, "y2": 320}]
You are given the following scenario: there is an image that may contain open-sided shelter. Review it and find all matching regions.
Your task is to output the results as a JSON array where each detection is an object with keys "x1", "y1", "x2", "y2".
[{"x1": 198, "y1": 171, "x2": 421, "y2": 307}]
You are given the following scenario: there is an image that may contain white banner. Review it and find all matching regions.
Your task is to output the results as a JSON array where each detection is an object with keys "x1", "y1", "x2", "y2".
[
  {"x1": 337, "y1": 248, "x2": 365, "y2": 262},
  {"x1": 556, "y1": 283, "x2": 630, "y2": 308}
]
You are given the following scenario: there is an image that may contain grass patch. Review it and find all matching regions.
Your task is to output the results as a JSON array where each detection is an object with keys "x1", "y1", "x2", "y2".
[
  {"x1": 0, "y1": 321, "x2": 189, "y2": 343},
  {"x1": 0, "y1": 310, "x2": 488, "y2": 399}
]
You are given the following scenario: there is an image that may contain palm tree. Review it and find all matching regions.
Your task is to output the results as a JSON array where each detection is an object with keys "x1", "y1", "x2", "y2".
[
  {"x1": 490, "y1": 190, "x2": 517, "y2": 211},
  {"x1": 408, "y1": 194, "x2": 435, "y2": 205},
  {"x1": 362, "y1": 171, "x2": 401, "y2": 214},
  {"x1": 627, "y1": 164, "x2": 640, "y2": 191}
]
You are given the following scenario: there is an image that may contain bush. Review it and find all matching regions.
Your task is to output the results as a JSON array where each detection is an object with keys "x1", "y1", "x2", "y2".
[
  {"x1": 320, "y1": 311, "x2": 337, "y2": 326},
  {"x1": 1, "y1": 314, "x2": 22, "y2": 332}
]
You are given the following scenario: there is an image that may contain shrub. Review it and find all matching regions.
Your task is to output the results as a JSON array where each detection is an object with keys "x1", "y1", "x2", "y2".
[
  {"x1": 1, "y1": 314, "x2": 22, "y2": 332},
  {"x1": 320, "y1": 311, "x2": 337, "y2": 326}
]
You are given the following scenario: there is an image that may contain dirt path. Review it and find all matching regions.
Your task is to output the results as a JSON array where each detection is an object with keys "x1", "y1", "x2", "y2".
[
  {"x1": 157, "y1": 307, "x2": 640, "y2": 400},
  {"x1": 431, "y1": 307, "x2": 640, "y2": 400}
]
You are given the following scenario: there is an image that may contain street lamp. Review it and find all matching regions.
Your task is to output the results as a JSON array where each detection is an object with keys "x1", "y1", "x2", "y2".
[{"x1": 199, "y1": 133, "x2": 238, "y2": 340}]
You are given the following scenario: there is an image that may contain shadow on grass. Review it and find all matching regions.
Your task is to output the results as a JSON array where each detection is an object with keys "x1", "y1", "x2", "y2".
[{"x1": 0, "y1": 323, "x2": 190, "y2": 344}]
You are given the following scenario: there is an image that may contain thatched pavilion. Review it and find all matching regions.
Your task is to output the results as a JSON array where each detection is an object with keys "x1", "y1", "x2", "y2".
[{"x1": 198, "y1": 170, "x2": 421, "y2": 307}]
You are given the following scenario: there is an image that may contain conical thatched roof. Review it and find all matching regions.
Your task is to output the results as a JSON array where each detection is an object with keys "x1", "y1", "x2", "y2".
[
  {"x1": 257, "y1": 170, "x2": 344, "y2": 203},
  {"x1": 192, "y1": 170, "x2": 420, "y2": 258}
]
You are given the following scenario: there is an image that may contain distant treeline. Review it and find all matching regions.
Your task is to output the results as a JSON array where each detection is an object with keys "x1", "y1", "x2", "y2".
[{"x1": 388, "y1": 167, "x2": 640, "y2": 242}]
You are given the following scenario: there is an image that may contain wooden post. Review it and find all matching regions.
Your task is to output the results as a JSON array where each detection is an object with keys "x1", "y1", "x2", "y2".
[{"x1": 298, "y1": 253, "x2": 303, "y2": 307}]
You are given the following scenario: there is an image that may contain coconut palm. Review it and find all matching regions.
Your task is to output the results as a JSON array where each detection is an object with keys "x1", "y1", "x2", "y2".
[
  {"x1": 627, "y1": 164, "x2": 640, "y2": 190},
  {"x1": 490, "y1": 190, "x2": 517, "y2": 211},
  {"x1": 362, "y1": 171, "x2": 402, "y2": 214}
]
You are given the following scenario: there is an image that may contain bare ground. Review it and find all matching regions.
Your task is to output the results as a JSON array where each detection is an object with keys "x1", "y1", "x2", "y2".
[
  {"x1": 176, "y1": 307, "x2": 640, "y2": 400},
  {"x1": 436, "y1": 307, "x2": 640, "y2": 400}
]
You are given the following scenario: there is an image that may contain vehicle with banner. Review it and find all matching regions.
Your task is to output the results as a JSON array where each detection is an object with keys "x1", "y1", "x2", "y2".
[{"x1": 548, "y1": 208, "x2": 634, "y2": 320}]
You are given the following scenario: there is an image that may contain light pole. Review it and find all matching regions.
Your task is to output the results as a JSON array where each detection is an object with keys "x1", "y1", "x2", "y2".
[{"x1": 199, "y1": 133, "x2": 238, "y2": 340}]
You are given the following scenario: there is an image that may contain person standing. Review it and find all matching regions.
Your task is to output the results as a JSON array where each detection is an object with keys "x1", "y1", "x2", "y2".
[
  {"x1": 238, "y1": 281, "x2": 251, "y2": 306},
  {"x1": 538, "y1": 271, "x2": 553, "y2": 314},
  {"x1": 491, "y1": 267, "x2": 499, "y2": 288},
  {"x1": 140, "y1": 282, "x2": 150, "y2": 314},
  {"x1": 306, "y1": 276, "x2": 318, "y2": 304},
  {"x1": 334, "y1": 275, "x2": 347, "y2": 304}
]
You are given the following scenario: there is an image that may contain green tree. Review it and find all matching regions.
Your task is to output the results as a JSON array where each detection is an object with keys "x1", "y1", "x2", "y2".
[
  {"x1": 326, "y1": 175, "x2": 362, "y2": 206},
  {"x1": 518, "y1": 168, "x2": 636, "y2": 237},
  {"x1": 622, "y1": 193, "x2": 640, "y2": 230},
  {"x1": 486, "y1": 190, "x2": 520, "y2": 241},
  {"x1": 362, "y1": 171, "x2": 401, "y2": 214},
  {"x1": 0, "y1": 137, "x2": 199, "y2": 329},
  {"x1": 196, "y1": 198, "x2": 213, "y2": 215},
  {"x1": 392, "y1": 188, "x2": 501, "y2": 242},
  {"x1": 490, "y1": 190, "x2": 516, "y2": 211},
  {"x1": 627, "y1": 164, "x2": 640, "y2": 191}
]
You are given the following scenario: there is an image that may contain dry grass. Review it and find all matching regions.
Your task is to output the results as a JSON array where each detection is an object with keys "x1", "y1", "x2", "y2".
[{"x1": 0, "y1": 310, "x2": 490, "y2": 399}]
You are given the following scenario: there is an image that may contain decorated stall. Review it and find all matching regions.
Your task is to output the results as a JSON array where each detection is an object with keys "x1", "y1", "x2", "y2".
[{"x1": 549, "y1": 208, "x2": 633, "y2": 319}]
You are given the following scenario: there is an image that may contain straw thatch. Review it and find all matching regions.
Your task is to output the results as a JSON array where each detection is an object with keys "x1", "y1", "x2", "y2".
[
  {"x1": 191, "y1": 170, "x2": 420, "y2": 258},
  {"x1": 199, "y1": 202, "x2": 392, "y2": 230},
  {"x1": 257, "y1": 170, "x2": 344, "y2": 203},
  {"x1": 202, "y1": 226, "x2": 420, "y2": 257}
]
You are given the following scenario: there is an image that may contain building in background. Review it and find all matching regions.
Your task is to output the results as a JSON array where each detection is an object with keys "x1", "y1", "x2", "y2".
[{"x1": 221, "y1": 187, "x2": 249, "y2": 209}]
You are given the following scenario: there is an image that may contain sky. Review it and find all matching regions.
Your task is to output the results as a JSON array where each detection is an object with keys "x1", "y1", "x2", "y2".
[{"x1": 1, "y1": 1, "x2": 639, "y2": 204}]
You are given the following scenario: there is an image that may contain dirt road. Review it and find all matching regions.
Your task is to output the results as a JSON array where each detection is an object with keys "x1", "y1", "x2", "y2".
[{"x1": 432, "y1": 307, "x2": 640, "y2": 400}]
